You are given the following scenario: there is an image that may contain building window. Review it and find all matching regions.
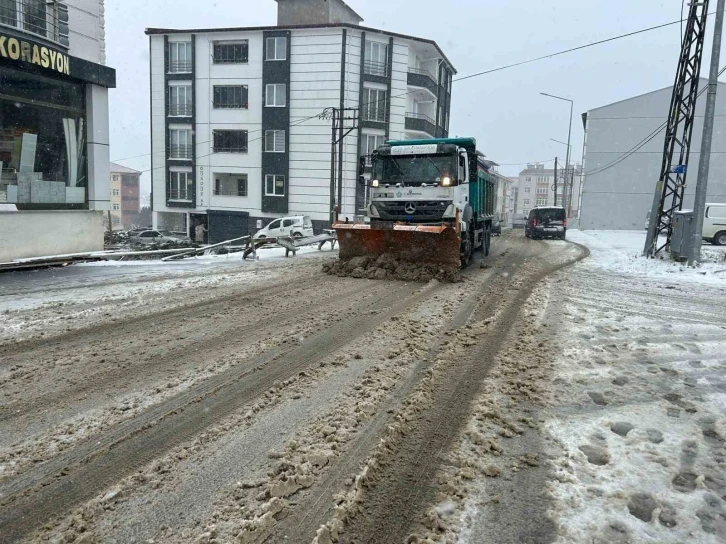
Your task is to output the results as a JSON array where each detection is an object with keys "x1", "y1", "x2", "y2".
[
  {"x1": 112, "y1": 217, "x2": 121, "y2": 226},
  {"x1": 112, "y1": 175, "x2": 120, "y2": 182},
  {"x1": 265, "y1": 84, "x2": 286, "y2": 107},
  {"x1": 525, "y1": 176, "x2": 532, "y2": 182},
  {"x1": 537, "y1": 198, "x2": 548, "y2": 206},
  {"x1": 112, "y1": 203, "x2": 120, "y2": 211},
  {"x1": 213, "y1": 85, "x2": 248, "y2": 109},
  {"x1": 362, "y1": 88, "x2": 387, "y2": 122},
  {"x1": 213, "y1": 130, "x2": 248, "y2": 153},
  {"x1": 213, "y1": 41, "x2": 248, "y2": 64},
  {"x1": 524, "y1": 187, "x2": 531, "y2": 193},
  {"x1": 362, "y1": 133, "x2": 385, "y2": 165},
  {"x1": 112, "y1": 189, "x2": 120, "y2": 196},
  {"x1": 536, "y1": 187, "x2": 548, "y2": 195},
  {"x1": 168, "y1": 171, "x2": 192, "y2": 201},
  {"x1": 170, "y1": 129, "x2": 192, "y2": 159},
  {"x1": 364, "y1": 40, "x2": 388, "y2": 76},
  {"x1": 265, "y1": 174, "x2": 285, "y2": 197},
  {"x1": 266, "y1": 37, "x2": 287, "y2": 61},
  {"x1": 524, "y1": 199, "x2": 530, "y2": 206},
  {"x1": 265, "y1": 130, "x2": 286, "y2": 153},
  {"x1": 214, "y1": 173, "x2": 248, "y2": 196},
  {"x1": 169, "y1": 85, "x2": 192, "y2": 116},
  {"x1": 169, "y1": 42, "x2": 192, "y2": 73}
]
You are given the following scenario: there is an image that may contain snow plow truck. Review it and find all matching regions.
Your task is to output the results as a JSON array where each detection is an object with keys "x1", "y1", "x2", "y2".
[{"x1": 334, "y1": 138, "x2": 495, "y2": 269}]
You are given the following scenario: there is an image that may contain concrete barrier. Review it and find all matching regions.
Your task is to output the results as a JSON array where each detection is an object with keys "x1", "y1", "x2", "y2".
[{"x1": 0, "y1": 210, "x2": 104, "y2": 262}]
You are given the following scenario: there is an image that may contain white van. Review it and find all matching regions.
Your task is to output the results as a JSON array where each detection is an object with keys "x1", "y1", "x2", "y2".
[
  {"x1": 703, "y1": 203, "x2": 726, "y2": 246},
  {"x1": 253, "y1": 216, "x2": 314, "y2": 241}
]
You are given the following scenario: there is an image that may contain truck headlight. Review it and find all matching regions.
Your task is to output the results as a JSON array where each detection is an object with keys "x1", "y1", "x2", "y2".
[
  {"x1": 369, "y1": 204, "x2": 380, "y2": 218},
  {"x1": 372, "y1": 179, "x2": 379, "y2": 188},
  {"x1": 442, "y1": 177, "x2": 452, "y2": 187}
]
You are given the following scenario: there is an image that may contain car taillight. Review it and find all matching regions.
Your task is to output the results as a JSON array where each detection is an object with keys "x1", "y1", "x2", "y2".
[
  {"x1": 563, "y1": 218, "x2": 567, "y2": 228},
  {"x1": 532, "y1": 218, "x2": 538, "y2": 227}
]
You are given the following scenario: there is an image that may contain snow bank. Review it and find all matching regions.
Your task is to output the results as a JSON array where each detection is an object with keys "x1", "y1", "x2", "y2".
[{"x1": 569, "y1": 230, "x2": 726, "y2": 285}]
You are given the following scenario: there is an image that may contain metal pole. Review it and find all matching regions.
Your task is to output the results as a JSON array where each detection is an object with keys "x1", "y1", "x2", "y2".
[
  {"x1": 565, "y1": 101, "x2": 573, "y2": 214},
  {"x1": 687, "y1": 0, "x2": 725, "y2": 265},
  {"x1": 330, "y1": 108, "x2": 337, "y2": 222},
  {"x1": 554, "y1": 157, "x2": 558, "y2": 206}
]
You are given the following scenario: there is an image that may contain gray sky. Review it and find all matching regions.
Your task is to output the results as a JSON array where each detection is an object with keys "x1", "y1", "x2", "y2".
[{"x1": 106, "y1": 0, "x2": 715, "y2": 196}]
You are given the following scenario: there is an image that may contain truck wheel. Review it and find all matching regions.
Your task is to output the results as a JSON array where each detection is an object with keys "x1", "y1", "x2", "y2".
[
  {"x1": 714, "y1": 231, "x2": 726, "y2": 246},
  {"x1": 461, "y1": 233, "x2": 474, "y2": 268}
]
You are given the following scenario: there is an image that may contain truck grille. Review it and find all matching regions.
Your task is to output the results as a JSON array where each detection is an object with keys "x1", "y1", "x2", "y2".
[{"x1": 375, "y1": 201, "x2": 451, "y2": 222}]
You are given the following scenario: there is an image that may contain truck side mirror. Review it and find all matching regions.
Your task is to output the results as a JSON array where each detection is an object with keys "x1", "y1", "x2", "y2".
[
  {"x1": 359, "y1": 156, "x2": 367, "y2": 177},
  {"x1": 358, "y1": 175, "x2": 367, "y2": 186}
]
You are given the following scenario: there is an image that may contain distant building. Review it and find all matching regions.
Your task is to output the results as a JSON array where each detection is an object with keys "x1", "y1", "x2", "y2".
[
  {"x1": 109, "y1": 163, "x2": 141, "y2": 230},
  {"x1": 145, "y1": 0, "x2": 455, "y2": 243},
  {"x1": 580, "y1": 80, "x2": 726, "y2": 230},
  {"x1": 515, "y1": 162, "x2": 581, "y2": 218},
  {"x1": 0, "y1": 0, "x2": 115, "y2": 262}
]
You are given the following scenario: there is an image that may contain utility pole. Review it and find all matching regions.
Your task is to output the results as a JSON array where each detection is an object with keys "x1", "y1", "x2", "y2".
[
  {"x1": 553, "y1": 158, "x2": 558, "y2": 206},
  {"x1": 687, "y1": 0, "x2": 725, "y2": 265}
]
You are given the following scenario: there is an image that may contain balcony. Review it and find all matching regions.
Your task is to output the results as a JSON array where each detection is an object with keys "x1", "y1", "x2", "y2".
[
  {"x1": 169, "y1": 103, "x2": 193, "y2": 117},
  {"x1": 0, "y1": 0, "x2": 68, "y2": 46},
  {"x1": 363, "y1": 60, "x2": 388, "y2": 78},
  {"x1": 167, "y1": 189, "x2": 192, "y2": 202},
  {"x1": 407, "y1": 68, "x2": 438, "y2": 95},
  {"x1": 170, "y1": 145, "x2": 193, "y2": 160},
  {"x1": 405, "y1": 112, "x2": 436, "y2": 137},
  {"x1": 169, "y1": 60, "x2": 192, "y2": 73}
]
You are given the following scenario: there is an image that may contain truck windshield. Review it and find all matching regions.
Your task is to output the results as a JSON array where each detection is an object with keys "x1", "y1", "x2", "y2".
[{"x1": 372, "y1": 154, "x2": 458, "y2": 186}]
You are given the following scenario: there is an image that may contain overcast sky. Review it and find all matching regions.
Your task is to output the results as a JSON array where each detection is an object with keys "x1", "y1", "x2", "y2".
[{"x1": 105, "y1": 0, "x2": 720, "y2": 197}]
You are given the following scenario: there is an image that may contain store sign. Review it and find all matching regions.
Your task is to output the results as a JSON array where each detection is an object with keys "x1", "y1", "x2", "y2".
[{"x1": 0, "y1": 32, "x2": 70, "y2": 76}]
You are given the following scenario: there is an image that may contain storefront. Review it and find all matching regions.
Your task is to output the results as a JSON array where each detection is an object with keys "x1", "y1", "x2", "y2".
[{"x1": 0, "y1": 27, "x2": 116, "y2": 261}]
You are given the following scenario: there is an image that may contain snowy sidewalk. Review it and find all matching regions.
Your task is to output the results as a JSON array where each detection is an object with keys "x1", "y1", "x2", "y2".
[{"x1": 545, "y1": 232, "x2": 726, "y2": 543}]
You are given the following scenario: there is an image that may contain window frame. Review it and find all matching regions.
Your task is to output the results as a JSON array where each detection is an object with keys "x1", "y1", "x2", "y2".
[
  {"x1": 265, "y1": 174, "x2": 286, "y2": 197},
  {"x1": 212, "y1": 41, "x2": 249, "y2": 64},
  {"x1": 213, "y1": 85, "x2": 248, "y2": 109},
  {"x1": 169, "y1": 85, "x2": 193, "y2": 116},
  {"x1": 213, "y1": 174, "x2": 248, "y2": 197},
  {"x1": 169, "y1": 129, "x2": 192, "y2": 159},
  {"x1": 168, "y1": 171, "x2": 193, "y2": 201},
  {"x1": 169, "y1": 41, "x2": 192, "y2": 73},
  {"x1": 362, "y1": 87, "x2": 387, "y2": 122},
  {"x1": 364, "y1": 40, "x2": 388, "y2": 76},
  {"x1": 265, "y1": 84, "x2": 287, "y2": 107},
  {"x1": 212, "y1": 130, "x2": 249, "y2": 154},
  {"x1": 264, "y1": 130, "x2": 286, "y2": 153},
  {"x1": 265, "y1": 36, "x2": 287, "y2": 61}
]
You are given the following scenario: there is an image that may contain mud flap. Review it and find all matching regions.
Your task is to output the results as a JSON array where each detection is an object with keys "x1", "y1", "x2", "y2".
[{"x1": 334, "y1": 223, "x2": 462, "y2": 268}]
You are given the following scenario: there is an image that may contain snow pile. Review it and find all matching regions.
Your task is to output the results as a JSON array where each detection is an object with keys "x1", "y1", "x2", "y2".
[
  {"x1": 323, "y1": 254, "x2": 462, "y2": 283},
  {"x1": 569, "y1": 230, "x2": 726, "y2": 284}
]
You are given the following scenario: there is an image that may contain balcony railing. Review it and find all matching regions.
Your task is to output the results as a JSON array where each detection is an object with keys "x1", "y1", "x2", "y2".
[
  {"x1": 408, "y1": 67, "x2": 437, "y2": 81},
  {"x1": 361, "y1": 104, "x2": 388, "y2": 123},
  {"x1": 169, "y1": 60, "x2": 192, "y2": 73},
  {"x1": 213, "y1": 188, "x2": 247, "y2": 197},
  {"x1": 363, "y1": 60, "x2": 388, "y2": 77},
  {"x1": 0, "y1": 0, "x2": 67, "y2": 45},
  {"x1": 405, "y1": 112, "x2": 436, "y2": 136},
  {"x1": 167, "y1": 189, "x2": 192, "y2": 201},
  {"x1": 170, "y1": 145, "x2": 193, "y2": 160},
  {"x1": 169, "y1": 103, "x2": 193, "y2": 117}
]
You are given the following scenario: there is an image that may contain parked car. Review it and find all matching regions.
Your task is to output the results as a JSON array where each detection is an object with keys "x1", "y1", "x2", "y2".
[
  {"x1": 253, "y1": 216, "x2": 315, "y2": 241},
  {"x1": 131, "y1": 230, "x2": 185, "y2": 245},
  {"x1": 703, "y1": 203, "x2": 726, "y2": 245},
  {"x1": 525, "y1": 206, "x2": 567, "y2": 240}
]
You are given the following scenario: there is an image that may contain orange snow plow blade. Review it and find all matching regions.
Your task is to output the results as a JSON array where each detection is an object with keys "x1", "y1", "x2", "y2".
[{"x1": 334, "y1": 222, "x2": 461, "y2": 268}]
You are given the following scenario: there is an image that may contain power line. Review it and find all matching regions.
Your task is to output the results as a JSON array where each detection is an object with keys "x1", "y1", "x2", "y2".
[{"x1": 112, "y1": 14, "x2": 698, "y2": 165}]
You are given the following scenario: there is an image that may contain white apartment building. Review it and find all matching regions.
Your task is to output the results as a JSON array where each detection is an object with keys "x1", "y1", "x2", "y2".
[
  {"x1": 515, "y1": 163, "x2": 582, "y2": 218},
  {"x1": 0, "y1": 0, "x2": 114, "y2": 261},
  {"x1": 146, "y1": 0, "x2": 455, "y2": 242}
]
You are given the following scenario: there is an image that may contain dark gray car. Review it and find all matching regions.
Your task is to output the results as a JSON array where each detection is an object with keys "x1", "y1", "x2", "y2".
[{"x1": 525, "y1": 207, "x2": 567, "y2": 240}]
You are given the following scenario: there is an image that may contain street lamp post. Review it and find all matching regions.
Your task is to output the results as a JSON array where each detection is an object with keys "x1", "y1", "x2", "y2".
[
  {"x1": 541, "y1": 93, "x2": 574, "y2": 214},
  {"x1": 550, "y1": 138, "x2": 571, "y2": 207}
]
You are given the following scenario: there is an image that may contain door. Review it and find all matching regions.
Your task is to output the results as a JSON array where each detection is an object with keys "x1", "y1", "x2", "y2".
[
  {"x1": 282, "y1": 218, "x2": 296, "y2": 236},
  {"x1": 266, "y1": 219, "x2": 282, "y2": 238}
]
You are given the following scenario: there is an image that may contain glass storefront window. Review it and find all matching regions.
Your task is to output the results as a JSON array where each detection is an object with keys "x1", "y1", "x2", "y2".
[{"x1": 0, "y1": 67, "x2": 87, "y2": 208}]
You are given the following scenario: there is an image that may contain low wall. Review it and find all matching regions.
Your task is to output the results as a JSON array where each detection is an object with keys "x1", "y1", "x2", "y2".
[{"x1": 0, "y1": 210, "x2": 104, "y2": 262}]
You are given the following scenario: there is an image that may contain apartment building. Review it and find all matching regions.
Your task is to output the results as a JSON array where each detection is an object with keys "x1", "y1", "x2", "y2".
[
  {"x1": 516, "y1": 163, "x2": 581, "y2": 218},
  {"x1": 0, "y1": 0, "x2": 115, "y2": 261},
  {"x1": 146, "y1": 0, "x2": 455, "y2": 243},
  {"x1": 109, "y1": 163, "x2": 141, "y2": 230}
]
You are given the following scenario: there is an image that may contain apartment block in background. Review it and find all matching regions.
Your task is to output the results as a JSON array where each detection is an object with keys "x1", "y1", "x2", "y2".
[
  {"x1": 109, "y1": 163, "x2": 141, "y2": 229},
  {"x1": 146, "y1": 0, "x2": 455, "y2": 243}
]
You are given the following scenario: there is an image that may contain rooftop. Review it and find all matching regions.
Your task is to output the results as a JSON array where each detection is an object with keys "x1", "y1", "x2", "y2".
[
  {"x1": 110, "y1": 163, "x2": 142, "y2": 174},
  {"x1": 145, "y1": 23, "x2": 456, "y2": 72}
]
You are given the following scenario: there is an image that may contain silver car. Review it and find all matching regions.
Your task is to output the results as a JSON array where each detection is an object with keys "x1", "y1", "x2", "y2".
[{"x1": 131, "y1": 230, "x2": 185, "y2": 245}]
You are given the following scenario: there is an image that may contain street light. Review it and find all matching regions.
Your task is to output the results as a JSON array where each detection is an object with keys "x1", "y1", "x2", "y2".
[
  {"x1": 541, "y1": 92, "x2": 574, "y2": 214},
  {"x1": 549, "y1": 138, "x2": 571, "y2": 206}
]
